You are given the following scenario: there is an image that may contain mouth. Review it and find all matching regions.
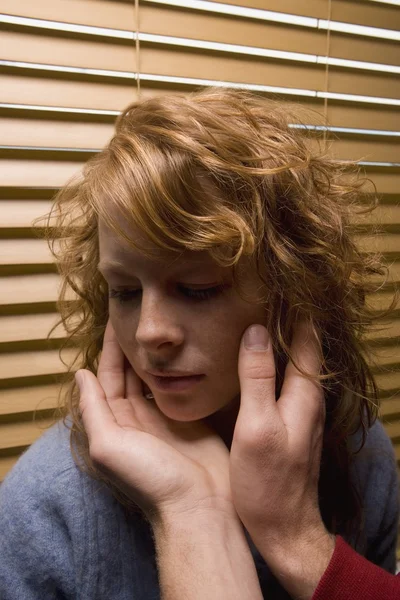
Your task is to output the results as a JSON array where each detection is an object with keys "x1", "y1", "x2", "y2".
[{"x1": 147, "y1": 373, "x2": 205, "y2": 393}]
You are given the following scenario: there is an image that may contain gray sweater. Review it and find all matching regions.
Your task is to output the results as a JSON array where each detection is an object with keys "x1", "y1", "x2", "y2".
[{"x1": 0, "y1": 417, "x2": 398, "y2": 600}]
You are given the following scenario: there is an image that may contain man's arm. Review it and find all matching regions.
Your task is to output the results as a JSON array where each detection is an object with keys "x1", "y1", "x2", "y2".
[
  {"x1": 313, "y1": 535, "x2": 400, "y2": 600},
  {"x1": 255, "y1": 527, "x2": 336, "y2": 599},
  {"x1": 152, "y1": 511, "x2": 264, "y2": 600}
]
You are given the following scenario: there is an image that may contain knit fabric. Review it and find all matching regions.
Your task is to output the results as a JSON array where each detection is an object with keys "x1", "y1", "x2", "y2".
[
  {"x1": 0, "y1": 417, "x2": 398, "y2": 599},
  {"x1": 313, "y1": 535, "x2": 400, "y2": 600}
]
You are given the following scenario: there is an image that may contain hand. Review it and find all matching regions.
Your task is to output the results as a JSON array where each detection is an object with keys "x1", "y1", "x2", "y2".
[
  {"x1": 230, "y1": 320, "x2": 335, "y2": 570},
  {"x1": 76, "y1": 319, "x2": 233, "y2": 524}
]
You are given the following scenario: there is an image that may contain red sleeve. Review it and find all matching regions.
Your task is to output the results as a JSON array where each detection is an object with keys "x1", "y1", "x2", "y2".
[{"x1": 312, "y1": 535, "x2": 400, "y2": 600}]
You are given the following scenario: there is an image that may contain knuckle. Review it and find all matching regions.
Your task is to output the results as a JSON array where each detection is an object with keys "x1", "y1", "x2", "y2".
[
  {"x1": 239, "y1": 420, "x2": 283, "y2": 452},
  {"x1": 244, "y1": 360, "x2": 275, "y2": 381}
]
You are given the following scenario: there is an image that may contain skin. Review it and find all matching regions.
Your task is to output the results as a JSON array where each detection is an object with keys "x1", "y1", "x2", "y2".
[
  {"x1": 230, "y1": 319, "x2": 336, "y2": 597},
  {"x1": 97, "y1": 213, "x2": 269, "y2": 444},
  {"x1": 76, "y1": 316, "x2": 334, "y2": 598},
  {"x1": 76, "y1": 209, "x2": 336, "y2": 597}
]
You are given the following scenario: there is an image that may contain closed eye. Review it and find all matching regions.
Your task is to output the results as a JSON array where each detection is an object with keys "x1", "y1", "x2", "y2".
[{"x1": 109, "y1": 284, "x2": 227, "y2": 304}]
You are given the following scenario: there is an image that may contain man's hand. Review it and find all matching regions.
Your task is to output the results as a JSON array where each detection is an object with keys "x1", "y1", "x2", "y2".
[
  {"x1": 77, "y1": 318, "x2": 233, "y2": 524},
  {"x1": 230, "y1": 320, "x2": 336, "y2": 598}
]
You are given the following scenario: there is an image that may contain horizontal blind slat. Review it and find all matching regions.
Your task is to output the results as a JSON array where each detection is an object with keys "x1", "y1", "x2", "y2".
[
  {"x1": 204, "y1": 0, "x2": 330, "y2": 19},
  {"x1": 0, "y1": 348, "x2": 78, "y2": 380},
  {"x1": 3, "y1": 31, "x2": 399, "y2": 99},
  {"x1": 1, "y1": 73, "x2": 399, "y2": 132},
  {"x1": 2, "y1": 120, "x2": 399, "y2": 164},
  {"x1": 0, "y1": 239, "x2": 55, "y2": 265},
  {"x1": 355, "y1": 233, "x2": 400, "y2": 255},
  {"x1": 389, "y1": 441, "x2": 400, "y2": 462},
  {"x1": 332, "y1": 0, "x2": 400, "y2": 31},
  {"x1": 366, "y1": 290, "x2": 400, "y2": 312},
  {"x1": 1, "y1": 0, "x2": 329, "y2": 22},
  {"x1": 327, "y1": 69, "x2": 399, "y2": 102},
  {"x1": 0, "y1": 384, "x2": 60, "y2": 416},
  {"x1": 350, "y1": 205, "x2": 400, "y2": 228},
  {"x1": 0, "y1": 416, "x2": 55, "y2": 450},
  {"x1": 328, "y1": 34, "x2": 400, "y2": 67},
  {"x1": 375, "y1": 371, "x2": 400, "y2": 393},
  {"x1": 0, "y1": 455, "x2": 21, "y2": 482},
  {"x1": 0, "y1": 274, "x2": 76, "y2": 305},
  {"x1": 383, "y1": 420, "x2": 400, "y2": 441},
  {"x1": 140, "y1": 47, "x2": 400, "y2": 99},
  {"x1": 0, "y1": 30, "x2": 136, "y2": 72},
  {"x1": 0, "y1": 0, "x2": 136, "y2": 30},
  {"x1": 365, "y1": 344, "x2": 400, "y2": 367},
  {"x1": 140, "y1": 6, "x2": 327, "y2": 56},
  {"x1": 0, "y1": 118, "x2": 400, "y2": 162},
  {"x1": 381, "y1": 396, "x2": 400, "y2": 419},
  {"x1": 326, "y1": 104, "x2": 400, "y2": 132},
  {"x1": 0, "y1": 160, "x2": 83, "y2": 187},
  {"x1": 1, "y1": 200, "x2": 53, "y2": 227},
  {"x1": 369, "y1": 262, "x2": 400, "y2": 287},
  {"x1": 0, "y1": 313, "x2": 65, "y2": 344},
  {"x1": 355, "y1": 172, "x2": 399, "y2": 196},
  {"x1": 327, "y1": 138, "x2": 400, "y2": 166},
  {"x1": 141, "y1": 6, "x2": 400, "y2": 67},
  {"x1": 2, "y1": 2, "x2": 399, "y2": 66},
  {"x1": 0, "y1": 74, "x2": 142, "y2": 112},
  {"x1": 366, "y1": 319, "x2": 400, "y2": 342},
  {"x1": 0, "y1": 119, "x2": 114, "y2": 151},
  {"x1": 3, "y1": 164, "x2": 396, "y2": 193},
  {"x1": 206, "y1": 0, "x2": 400, "y2": 28}
]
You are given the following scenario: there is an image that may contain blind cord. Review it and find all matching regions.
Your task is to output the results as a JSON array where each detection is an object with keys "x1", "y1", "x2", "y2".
[
  {"x1": 323, "y1": 0, "x2": 332, "y2": 149},
  {"x1": 135, "y1": 0, "x2": 141, "y2": 99}
]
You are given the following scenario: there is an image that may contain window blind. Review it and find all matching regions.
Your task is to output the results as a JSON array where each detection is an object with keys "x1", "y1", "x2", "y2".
[{"x1": 0, "y1": 0, "x2": 399, "y2": 552}]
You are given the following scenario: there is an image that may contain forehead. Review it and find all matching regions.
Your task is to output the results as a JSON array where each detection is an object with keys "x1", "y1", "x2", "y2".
[{"x1": 98, "y1": 216, "x2": 218, "y2": 275}]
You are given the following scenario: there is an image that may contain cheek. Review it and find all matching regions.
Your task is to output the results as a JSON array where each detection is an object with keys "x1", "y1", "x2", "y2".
[
  {"x1": 109, "y1": 312, "x2": 138, "y2": 354},
  {"x1": 204, "y1": 318, "x2": 242, "y2": 370},
  {"x1": 209, "y1": 303, "x2": 268, "y2": 364}
]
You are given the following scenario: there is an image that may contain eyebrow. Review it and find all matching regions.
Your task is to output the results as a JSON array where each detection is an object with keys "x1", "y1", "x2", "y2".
[
  {"x1": 97, "y1": 260, "x2": 136, "y2": 276},
  {"x1": 97, "y1": 259, "x2": 217, "y2": 278}
]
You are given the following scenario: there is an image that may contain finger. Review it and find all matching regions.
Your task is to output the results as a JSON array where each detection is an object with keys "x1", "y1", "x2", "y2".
[
  {"x1": 125, "y1": 358, "x2": 145, "y2": 399},
  {"x1": 125, "y1": 363, "x2": 166, "y2": 429},
  {"x1": 76, "y1": 369, "x2": 118, "y2": 446},
  {"x1": 279, "y1": 320, "x2": 325, "y2": 444},
  {"x1": 97, "y1": 319, "x2": 125, "y2": 400},
  {"x1": 237, "y1": 324, "x2": 278, "y2": 428}
]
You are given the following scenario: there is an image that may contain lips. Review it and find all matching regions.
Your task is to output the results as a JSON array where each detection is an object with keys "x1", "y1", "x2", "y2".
[
  {"x1": 156, "y1": 375, "x2": 195, "y2": 381},
  {"x1": 147, "y1": 370, "x2": 202, "y2": 378},
  {"x1": 148, "y1": 373, "x2": 205, "y2": 392}
]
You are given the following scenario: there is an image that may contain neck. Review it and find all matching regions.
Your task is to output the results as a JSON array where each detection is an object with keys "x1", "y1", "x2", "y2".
[{"x1": 204, "y1": 395, "x2": 240, "y2": 450}]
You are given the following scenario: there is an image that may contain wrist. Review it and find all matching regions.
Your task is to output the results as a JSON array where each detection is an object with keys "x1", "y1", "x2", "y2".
[
  {"x1": 153, "y1": 504, "x2": 241, "y2": 541},
  {"x1": 152, "y1": 495, "x2": 238, "y2": 532},
  {"x1": 257, "y1": 527, "x2": 336, "y2": 600},
  {"x1": 153, "y1": 509, "x2": 264, "y2": 600}
]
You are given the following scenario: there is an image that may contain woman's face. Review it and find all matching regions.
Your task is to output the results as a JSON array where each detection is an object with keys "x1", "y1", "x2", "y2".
[{"x1": 98, "y1": 214, "x2": 269, "y2": 422}]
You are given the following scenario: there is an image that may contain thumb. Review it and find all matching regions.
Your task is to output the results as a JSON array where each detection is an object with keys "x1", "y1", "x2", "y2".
[{"x1": 237, "y1": 325, "x2": 277, "y2": 422}]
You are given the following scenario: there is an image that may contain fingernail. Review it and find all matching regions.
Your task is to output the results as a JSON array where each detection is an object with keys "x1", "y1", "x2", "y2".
[{"x1": 244, "y1": 325, "x2": 269, "y2": 350}]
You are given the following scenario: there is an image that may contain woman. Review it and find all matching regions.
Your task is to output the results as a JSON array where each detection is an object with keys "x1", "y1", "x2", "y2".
[{"x1": 0, "y1": 87, "x2": 398, "y2": 599}]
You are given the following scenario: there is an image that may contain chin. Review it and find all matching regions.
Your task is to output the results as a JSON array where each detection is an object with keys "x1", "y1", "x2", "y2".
[{"x1": 154, "y1": 397, "x2": 217, "y2": 423}]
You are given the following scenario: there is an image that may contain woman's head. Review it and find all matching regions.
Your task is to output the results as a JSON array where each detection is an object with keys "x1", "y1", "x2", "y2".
[
  {"x1": 98, "y1": 211, "x2": 269, "y2": 422},
  {"x1": 40, "y1": 87, "x2": 395, "y2": 529}
]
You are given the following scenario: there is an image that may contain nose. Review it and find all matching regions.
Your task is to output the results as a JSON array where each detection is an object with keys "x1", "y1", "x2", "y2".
[{"x1": 135, "y1": 288, "x2": 185, "y2": 351}]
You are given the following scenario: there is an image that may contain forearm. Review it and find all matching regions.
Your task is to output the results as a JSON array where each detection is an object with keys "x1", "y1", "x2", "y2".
[
  {"x1": 256, "y1": 529, "x2": 336, "y2": 600},
  {"x1": 153, "y1": 511, "x2": 263, "y2": 600}
]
